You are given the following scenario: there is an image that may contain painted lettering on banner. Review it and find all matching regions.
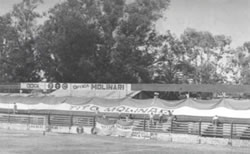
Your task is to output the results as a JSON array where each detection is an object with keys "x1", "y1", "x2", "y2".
[
  {"x1": 20, "y1": 83, "x2": 46, "y2": 90},
  {"x1": 69, "y1": 104, "x2": 168, "y2": 114},
  {"x1": 71, "y1": 83, "x2": 91, "y2": 90},
  {"x1": 45, "y1": 83, "x2": 69, "y2": 90},
  {"x1": 131, "y1": 131, "x2": 151, "y2": 139},
  {"x1": 21, "y1": 82, "x2": 131, "y2": 91},
  {"x1": 91, "y1": 84, "x2": 126, "y2": 91}
]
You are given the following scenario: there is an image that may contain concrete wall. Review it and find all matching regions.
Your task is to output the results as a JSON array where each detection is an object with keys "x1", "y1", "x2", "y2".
[{"x1": 156, "y1": 133, "x2": 250, "y2": 147}]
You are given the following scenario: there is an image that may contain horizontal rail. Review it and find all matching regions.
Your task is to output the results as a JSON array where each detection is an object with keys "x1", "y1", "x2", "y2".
[{"x1": 1, "y1": 113, "x2": 250, "y2": 140}]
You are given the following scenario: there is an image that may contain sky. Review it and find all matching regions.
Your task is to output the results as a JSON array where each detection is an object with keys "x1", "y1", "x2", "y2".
[{"x1": 0, "y1": 0, "x2": 250, "y2": 48}]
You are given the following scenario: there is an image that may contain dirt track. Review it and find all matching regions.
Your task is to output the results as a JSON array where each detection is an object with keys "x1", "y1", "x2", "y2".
[{"x1": 0, "y1": 129, "x2": 249, "y2": 154}]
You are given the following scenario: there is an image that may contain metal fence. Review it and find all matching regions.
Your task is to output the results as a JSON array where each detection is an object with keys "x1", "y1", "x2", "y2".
[
  {"x1": 44, "y1": 114, "x2": 250, "y2": 140},
  {"x1": 1, "y1": 113, "x2": 250, "y2": 140}
]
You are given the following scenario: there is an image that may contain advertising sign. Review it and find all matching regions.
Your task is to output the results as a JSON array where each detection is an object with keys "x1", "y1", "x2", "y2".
[
  {"x1": 20, "y1": 82, "x2": 131, "y2": 91},
  {"x1": 70, "y1": 83, "x2": 91, "y2": 91},
  {"x1": 21, "y1": 82, "x2": 69, "y2": 90},
  {"x1": 115, "y1": 120, "x2": 134, "y2": 137},
  {"x1": 70, "y1": 104, "x2": 167, "y2": 114},
  {"x1": 20, "y1": 82, "x2": 46, "y2": 90},
  {"x1": 95, "y1": 118, "x2": 115, "y2": 136},
  {"x1": 90, "y1": 83, "x2": 131, "y2": 91},
  {"x1": 45, "y1": 83, "x2": 69, "y2": 90},
  {"x1": 131, "y1": 131, "x2": 151, "y2": 139}
]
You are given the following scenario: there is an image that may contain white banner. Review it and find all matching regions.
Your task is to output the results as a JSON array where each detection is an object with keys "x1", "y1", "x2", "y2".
[
  {"x1": 45, "y1": 83, "x2": 69, "y2": 90},
  {"x1": 70, "y1": 83, "x2": 91, "y2": 91},
  {"x1": 70, "y1": 104, "x2": 165, "y2": 114},
  {"x1": 0, "y1": 103, "x2": 166, "y2": 114},
  {"x1": 20, "y1": 83, "x2": 46, "y2": 90},
  {"x1": 20, "y1": 82, "x2": 131, "y2": 91},
  {"x1": 3, "y1": 102, "x2": 250, "y2": 118},
  {"x1": 90, "y1": 83, "x2": 131, "y2": 91},
  {"x1": 21, "y1": 82, "x2": 69, "y2": 90}
]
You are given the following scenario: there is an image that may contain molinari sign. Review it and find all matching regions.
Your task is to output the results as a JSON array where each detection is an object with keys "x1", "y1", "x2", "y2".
[
  {"x1": 20, "y1": 82, "x2": 131, "y2": 91},
  {"x1": 91, "y1": 84, "x2": 128, "y2": 91}
]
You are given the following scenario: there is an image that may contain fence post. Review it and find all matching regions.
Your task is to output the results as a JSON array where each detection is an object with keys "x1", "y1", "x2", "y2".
[
  {"x1": 170, "y1": 118, "x2": 173, "y2": 133},
  {"x1": 7, "y1": 113, "x2": 11, "y2": 130},
  {"x1": 230, "y1": 123, "x2": 233, "y2": 139},
  {"x1": 27, "y1": 113, "x2": 31, "y2": 130},
  {"x1": 70, "y1": 114, "x2": 73, "y2": 127},
  {"x1": 93, "y1": 116, "x2": 96, "y2": 128},
  {"x1": 143, "y1": 117, "x2": 146, "y2": 131},
  {"x1": 47, "y1": 112, "x2": 51, "y2": 132},
  {"x1": 8, "y1": 113, "x2": 10, "y2": 123},
  {"x1": 199, "y1": 120, "x2": 202, "y2": 136}
]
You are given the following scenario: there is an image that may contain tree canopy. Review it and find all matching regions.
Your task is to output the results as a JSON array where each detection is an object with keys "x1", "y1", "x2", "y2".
[{"x1": 0, "y1": 0, "x2": 250, "y2": 86}]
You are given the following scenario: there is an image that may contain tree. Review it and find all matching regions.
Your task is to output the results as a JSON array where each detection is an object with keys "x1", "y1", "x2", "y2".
[
  {"x1": 229, "y1": 42, "x2": 250, "y2": 84},
  {"x1": 150, "y1": 31, "x2": 195, "y2": 84},
  {"x1": 0, "y1": 0, "x2": 43, "y2": 82},
  {"x1": 180, "y1": 28, "x2": 231, "y2": 84},
  {"x1": 0, "y1": 14, "x2": 17, "y2": 82},
  {"x1": 37, "y1": 0, "x2": 170, "y2": 83}
]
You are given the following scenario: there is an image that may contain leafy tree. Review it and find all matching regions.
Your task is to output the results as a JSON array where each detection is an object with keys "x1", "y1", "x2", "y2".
[
  {"x1": 0, "y1": 14, "x2": 17, "y2": 82},
  {"x1": 150, "y1": 31, "x2": 195, "y2": 84},
  {"x1": 0, "y1": 0, "x2": 42, "y2": 82},
  {"x1": 229, "y1": 43, "x2": 250, "y2": 84},
  {"x1": 37, "y1": 0, "x2": 170, "y2": 83},
  {"x1": 37, "y1": 0, "x2": 102, "y2": 82},
  {"x1": 180, "y1": 28, "x2": 231, "y2": 84}
]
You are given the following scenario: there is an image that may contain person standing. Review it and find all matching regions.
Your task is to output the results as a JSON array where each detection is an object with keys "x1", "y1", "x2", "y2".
[
  {"x1": 13, "y1": 103, "x2": 17, "y2": 114},
  {"x1": 95, "y1": 107, "x2": 100, "y2": 118},
  {"x1": 125, "y1": 115, "x2": 129, "y2": 121},
  {"x1": 149, "y1": 112, "x2": 155, "y2": 127},
  {"x1": 102, "y1": 113, "x2": 106, "y2": 119},
  {"x1": 212, "y1": 115, "x2": 219, "y2": 126},
  {"x1": 129, "y1": 113, "x2": 133, "y2": 120},
  {"x1": 159, "y1": 110, "x2": 164, "y2": 123},
  {"x1": 118, "y1": 110, "x2": 122, "y2": 120}
]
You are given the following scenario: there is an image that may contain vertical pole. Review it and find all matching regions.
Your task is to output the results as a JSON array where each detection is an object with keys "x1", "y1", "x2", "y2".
[
  {"x1": 199, "y1": 121, "x2": 202, "y2": 136},
  {"x1": 47, "y1": 112, "x2": 51, "y2": 132},
  {"x1": 47, "y1": 113, "x2": 51, "y2": 125},
  {"x1": 70, "y1": 114, "x2": 73, "y2": 127},
  {"x1": 27, "y1": 114, "x2": 30, "y2": 130},
  {"x1": 228, "y1": 122, "x2": 234, "y2": 146},
  {"x1": 8, "y1": 112, "x2": 10, "y2": 123},
  {"x1": 170, "y1": 118, "x2": 173, "y2": 133},
  {"x1": 143, "y1": 116, "x2": 146, "y2": 131},
  {"x1": 93, "y1": 116, "x2": 96, "y2": 128},
  {"x1": 230, "y1": 123, "x2": 233, "y2": 139}
]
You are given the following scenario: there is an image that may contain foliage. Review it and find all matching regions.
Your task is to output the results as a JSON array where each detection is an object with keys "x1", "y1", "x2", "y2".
[
  {"x1": 0, "y1": 0, "x2": 43, "y2": 82},
  {"x1": 180, "y1": 28, "x2": 232, "y2": 84},
  {"x1": 229, "y1": 43, "x2": 250, "y2": 84},
  {"x1": 36, "y1": 0, "x2": 170, "y2": 83},
  {"x1": 1, "y1": 0, "x2": 250, "y2": 90},
  {"x1": 150, "y1": 31, "x2": 195, "y2": 84}
]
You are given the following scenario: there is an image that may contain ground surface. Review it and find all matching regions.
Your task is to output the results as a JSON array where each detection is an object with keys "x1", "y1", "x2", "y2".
[{"x1": 0, "y1": 129, "x2": 249, "y2": 154}]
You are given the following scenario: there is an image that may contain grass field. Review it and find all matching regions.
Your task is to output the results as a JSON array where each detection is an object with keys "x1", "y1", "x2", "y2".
[{"x1": 0, "y1": 129, "x2": 249, "y2": 154}]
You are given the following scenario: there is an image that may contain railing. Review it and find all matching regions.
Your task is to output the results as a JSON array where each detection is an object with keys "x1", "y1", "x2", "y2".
[
  {"x1": 0, "y1": 113, "x2": 47, "y2": 132},
  {"x1": 1, "y1": 113, "x2": 250, "y2": 140},
  {"x1": 42, "y1": 114, "x2": 250, "y2": 140}
]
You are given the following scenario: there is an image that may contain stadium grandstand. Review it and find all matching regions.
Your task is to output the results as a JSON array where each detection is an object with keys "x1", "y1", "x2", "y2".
[{"x1": 1, "y1": 82, "x2": 250, "y2": 146}]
